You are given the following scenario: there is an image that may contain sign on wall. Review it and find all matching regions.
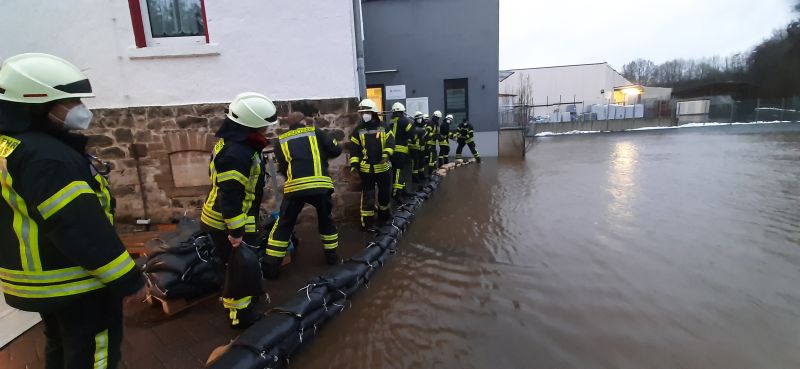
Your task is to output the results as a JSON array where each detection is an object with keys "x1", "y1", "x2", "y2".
[
  {"x1": 385, "y1": 85, "x2": 407, "y2": 100},
  {"x1": 406, "y1": 97, "x2": 429, "y2": 115}
]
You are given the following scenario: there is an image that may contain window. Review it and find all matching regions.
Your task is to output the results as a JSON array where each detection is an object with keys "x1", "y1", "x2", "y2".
[
  {"x1": 128, "y1": 0, "x2": 209, "y2": 48},
  {"x1": 444, "y1": 78, "x2": 469, "y2": 125},
  {"x1": 366, "y1": 85, "x2": 385, "y2": 114}
]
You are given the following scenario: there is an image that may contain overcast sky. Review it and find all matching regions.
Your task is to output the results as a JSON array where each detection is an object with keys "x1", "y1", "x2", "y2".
[{"x1": 500, "y1": 0, "x2": 797, "y2": 70}]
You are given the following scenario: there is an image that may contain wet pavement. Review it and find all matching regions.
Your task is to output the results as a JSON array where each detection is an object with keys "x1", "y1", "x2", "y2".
[{"x1": 4, "y1": 122, "x2": 800, "y2": 369}]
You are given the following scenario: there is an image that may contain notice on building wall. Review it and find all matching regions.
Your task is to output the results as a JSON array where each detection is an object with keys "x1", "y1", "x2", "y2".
[
  {"x1": 406, "y1": 97, "x2": 429, "y2": 115},
  {"x1": 386, "y1": 85, "x2": 407, "y2": 100}
]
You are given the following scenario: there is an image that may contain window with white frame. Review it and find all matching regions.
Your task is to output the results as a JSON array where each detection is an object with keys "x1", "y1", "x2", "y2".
[{"x1": 131, "y1": 0, "x2": 209, "y2": 47}]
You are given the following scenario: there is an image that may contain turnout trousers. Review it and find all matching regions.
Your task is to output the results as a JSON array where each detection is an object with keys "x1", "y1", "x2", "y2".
[
  {"x1": 391, "y1": 152, "x2": 412, "y2": 198},
  {"x1": 359, "y1": 171, "x2": 392, "y2": 229}
]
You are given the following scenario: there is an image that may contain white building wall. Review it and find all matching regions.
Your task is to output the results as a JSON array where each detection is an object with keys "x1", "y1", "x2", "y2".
[
  {"x1": 0, "y1": 0, "x2": 359, "y2": 109},
  {"x1": 500, "y1": 63, "x2": 632, "y2": 116}
]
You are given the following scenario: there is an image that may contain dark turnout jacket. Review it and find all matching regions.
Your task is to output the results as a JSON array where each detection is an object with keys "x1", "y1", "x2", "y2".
[
  {"x1": 274, "y1": 123, "x2": 342, "y2": 197},
  {"x1": 0, "y1": 114, "x2": 142, "y2": 312}
]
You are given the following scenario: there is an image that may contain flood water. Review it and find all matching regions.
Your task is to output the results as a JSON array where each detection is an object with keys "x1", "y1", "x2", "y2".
[{"x1": 292, "y1": 123, "x2": 800, "y2": 369}]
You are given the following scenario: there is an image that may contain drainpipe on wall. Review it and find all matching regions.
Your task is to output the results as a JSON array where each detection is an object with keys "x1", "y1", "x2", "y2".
[
  {"x1": 132, "y1": 144, "x2": 151, "y2": 230},
  {"x1": 352, "y1": 0, "x2": 367, "y2": 99}
]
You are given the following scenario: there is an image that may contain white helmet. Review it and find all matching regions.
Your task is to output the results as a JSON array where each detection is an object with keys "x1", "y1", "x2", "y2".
[
  {"x1": 413, "y1": 111, "x2": 423, "y2": 118},
  {"x1": 445, "y1": 114, "x2": 454, "y2": 121},
  {"x1": 433, "y1": 111, "x2": 443, "y2": 118},
  {"x1": 423, "y1": 114, "x2": 430, "y2": 119},
  {"x1": 226, "y1": 92, "x2": 278, "y2": 128},
  {"x1": 391, "y1": 102, "x2": 406, "y2": 112},
  {"x1": 0, "y1": 53, "x2": 95, "y2": 104},
  {"x1": 358, "y1": 99, "x2": 378, "y2": 113}
]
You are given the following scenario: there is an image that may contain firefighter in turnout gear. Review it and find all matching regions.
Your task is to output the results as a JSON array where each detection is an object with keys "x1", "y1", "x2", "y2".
[
  {"x1": 388, "y1": 102, "x2": 413, "y2": 201},
  {"x1": 263, "y1": 113, "x2": 343, "y2": 278},
  {"x1": 349, "y1": 99, "x2": 395, "y2": 231},
  {"x1": 0, "y1": 53, "x2": 144, "y2": 369},
  {"x1": 455, "y1": 118, "x2": 481, "y2": 162},
  {"x1": 409, "y1": 111, "x2": 427, "y2": 183},
  {"x1": 425, "y1": 112, "x2": 439, "y2": 175},
  {"x1": 438, "y1": 114, "x2": 454, "y2": 166},
  {"x1": 201, "y1": 92, "x2": 277, "y2": 328}
]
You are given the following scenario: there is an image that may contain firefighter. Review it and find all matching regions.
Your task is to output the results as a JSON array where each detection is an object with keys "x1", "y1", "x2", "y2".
[
  {"x1": 388, "y1": 102, "x2": 413, "y2": 201},
  {"x1": 455, "y1": 118, "x2": 481, "y2": 163},
  {"x1": 438, "y1": 114, "x2": 454, "y2": 166},
  {"x1": 421, "y1": 113, "x2": 432, "y2": 177},
  {"x1": 0, "y1": 53, "x2": 144, "y2": 369},
  {"x1": 426, "y1": 111, "x2": 441, "y2": 174},
  {"x1": 349, "y1": 99, "x2": 394, "y2": 231},
  {"x1": 262, "y1": 113, "x2": 342, "y2": 278},
  {"x1": 201, "y1": 92, "x2": 277, "y2": 328},
  {"x1": 409, "y1": 111, "x2": 427, "y2": 183}
]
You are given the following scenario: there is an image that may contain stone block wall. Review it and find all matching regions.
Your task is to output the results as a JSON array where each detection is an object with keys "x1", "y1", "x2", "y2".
[{"x1": 85, "y1": 98, "x2": 363, "y2": 229}]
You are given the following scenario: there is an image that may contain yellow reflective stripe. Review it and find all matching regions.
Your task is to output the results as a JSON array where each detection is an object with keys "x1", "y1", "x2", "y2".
[
  {"x1": 309, "y1": 136, "x2": 322, "y2": 177},
  {"x1": 94, "y1": 174, "x2": 114, "y2": 225},
  {"x1": 360, "y1": 133, "x2": 367, "y2": 159},
  {"x1": 378, "y1": 205, "x2": 391, "y2": 211},
  {"x1": 267, "y1": 217, "x2": 288, "y2": 247},
  {"x1": 278, "y1": 126, "x2": 315, "y2": 140},
  {"x1": 320, "y1": 233, "x2": 338, "y2": 241},
  {"x1": 37, "y1": 181, "x2": 95, "y2": 219},
  {"x1": 360, "y1": 210, "x2": 376, "y2": 216},
  {"x1": 266, "y1": 249, "x2": 286, "y2": 258},
  {"x1": 241, "y1": 153, "x2": 261, "y2": 216},
  {"x1": 91, "y1": 252, "x2": 135, "y2": 284},
  {"x1": 0, "y1": 266, "x2": 90, "y2": 284},
  {"x1": 284, "y1": 182, "x2": 334, "y2": 194},
  {"x1": 0, "y1": 135, "x2": 21, "y2": 157},
  {"x1": 323, "y1": 241, "x2": 338, "y2": 250},
  {"x1": 395, "y1": 145, "x2": 409, "y2": 153},
  {"x1": 280, "y1": 141, "x2": 293, "y2": 181},
  {"x1": 0, "y1": 170, "x2": 41, "y2": 271},
  {"x1": 222, "y1": 296, "x2": 252, "y2": 309},
  {"x1": 350, "y1": 136, "x2": 360, "y2": 145},
  {"x1": 93, "y1": 329, "x2": 109, "y2": 369},
  {"x1": 1, "y1": 278, "x2": 104, "y2": 298},
  {"x1": 225, "y1": 213, "x2": 248, "y2": 229},
  {"x1": 216, "y1": 170, "x2": 248, "y2": 186},
  {"x1": 383, "y1": 148, "x2": 394, "y2": 156},
  {"x1": 349, "y1": 156, "x2": 360, "y2": 164},
  {"x1": 201, "y1": 211, "x2": 226, "y2": 230}
]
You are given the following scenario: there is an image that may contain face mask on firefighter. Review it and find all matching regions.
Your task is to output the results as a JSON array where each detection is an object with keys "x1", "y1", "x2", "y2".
[{"x1": 362, "y1": 113, "x2": 373, "y2": 122}]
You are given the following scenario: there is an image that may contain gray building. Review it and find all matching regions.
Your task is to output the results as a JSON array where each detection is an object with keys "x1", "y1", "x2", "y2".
[{"x1": 361, "y1": 0, "x2": 500, "y2": 156}]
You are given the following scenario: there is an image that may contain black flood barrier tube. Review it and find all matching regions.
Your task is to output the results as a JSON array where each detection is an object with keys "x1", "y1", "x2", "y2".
[{"x1": 208, "y1": 173, "x2": 453, "y2": 368}]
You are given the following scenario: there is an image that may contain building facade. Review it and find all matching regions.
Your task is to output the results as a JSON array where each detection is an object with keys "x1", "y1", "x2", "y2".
[
  {"x1": 361, "y1": 0, "x2": 500, "y2": 157},
  {"x1": 0, "y1": 0, "x2": 365, "y2": 224},
  {"x1": 500, "y1": 63, "x2": 632, "y2": 117}
]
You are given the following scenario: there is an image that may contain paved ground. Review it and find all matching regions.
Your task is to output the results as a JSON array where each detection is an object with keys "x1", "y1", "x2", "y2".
[{"x1": 1, "y1": 222, "x2": 371, "y2": 369}]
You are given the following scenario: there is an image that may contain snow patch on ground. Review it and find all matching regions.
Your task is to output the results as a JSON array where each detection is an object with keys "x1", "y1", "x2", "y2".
[{"x1": 535, "y1": 121, "x2": 796, "y2": 137}]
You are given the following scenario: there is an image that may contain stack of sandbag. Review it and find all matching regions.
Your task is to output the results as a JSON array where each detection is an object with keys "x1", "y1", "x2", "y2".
[{"x1": 143, "y1": 217, "x2": 221, "y2": 299}]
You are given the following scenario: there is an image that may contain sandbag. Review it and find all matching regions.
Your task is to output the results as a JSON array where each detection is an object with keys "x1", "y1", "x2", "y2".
[
  {"x1": 184, "y1": 261, "x2": 220, "y2": 289},
  {"x1": 378, "y1": 224, "x2": 401, "y2": 239},
  {"x1": 325, "y1": 298, "x2": 346, "y2": 319},
  {"x1": 389, "y1": 216, "x2": 409, "y2": 231},
  {"x1": 272, "y1": 284, "x2": 329, "y2": 318},
  {"x1": 234, "y1": 313, "x2": 298, "y2": 355},
  {"x1": 144, "y1": 252, "x2": 199, "y2": 275},
  {"x1": 144, "y1": 271, "x2": 180, "y2": 298},
  {"x1": 371, "y1": 234, "x2": 397, "y2": 250},
  {"x1": 299, "y1": 306, "x2": 327, "y2": 331},
  {"x1": 349, "y1": 245, "x2": 385, "y2": 265},
  {"x1": 312, "y1": 263, "x2": 364, "y2": 290},
  {"x1": 222, "y1": 245, "x2": 263, "y2": 301},
  {"x1": 206, "y1": 346, "x2": 279, "y2": 369},
  {"x1": 341, "y1": 278, "x2": 364, "y2": 298},
  {"x1": 394, "y1": 210, "x2": 414, "y2": 222},
  {"x1": 163, "y1": 282, "x2": 207, "y2": 299}
]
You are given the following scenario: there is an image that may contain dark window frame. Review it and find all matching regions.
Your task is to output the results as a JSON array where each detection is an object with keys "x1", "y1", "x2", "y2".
[{"x1": 444, "y1": 78, "x2": 469, "y2": 125}]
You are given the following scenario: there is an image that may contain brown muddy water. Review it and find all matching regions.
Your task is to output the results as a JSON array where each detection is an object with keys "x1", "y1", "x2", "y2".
[{"x1": 292, "y1": 123, "x2": 800, "y2": 369}]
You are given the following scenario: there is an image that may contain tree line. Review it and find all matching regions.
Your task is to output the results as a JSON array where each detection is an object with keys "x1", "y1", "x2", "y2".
[{"x1": 622, "y1": 1, "x2": 800, "y2": 98}]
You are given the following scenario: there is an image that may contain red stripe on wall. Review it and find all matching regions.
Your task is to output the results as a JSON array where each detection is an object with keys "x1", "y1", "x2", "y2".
[
  {"x1": 200, "y1": 0, "x2": 210, "y2": 44},
  {"x1": 127, "y1": 0, "x2": 147, "y2": 48}
]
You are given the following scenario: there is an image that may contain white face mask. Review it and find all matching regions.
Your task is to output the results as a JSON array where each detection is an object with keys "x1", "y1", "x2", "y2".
[
  {"x1": 362, "y1": 113, "x2": 373, "y2": 122},
  {"x1": 62, "y1": 104, "x2": 94, "y2": 130}
]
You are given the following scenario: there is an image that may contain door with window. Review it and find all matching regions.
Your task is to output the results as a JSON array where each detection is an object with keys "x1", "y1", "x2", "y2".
[
  {"x1": 444, "y1": 78, "x2": 469, "y2": 127},
  {"x1": 366, "y1": 85, "x2": 385, "y2": 114}
]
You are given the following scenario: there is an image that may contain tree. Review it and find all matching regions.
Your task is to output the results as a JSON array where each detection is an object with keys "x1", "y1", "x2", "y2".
[{"x1": 622, "y1": 59, "x2": 657, "y2": 85}]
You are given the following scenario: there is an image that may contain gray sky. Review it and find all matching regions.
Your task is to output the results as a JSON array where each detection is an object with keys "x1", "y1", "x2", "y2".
[{"x1": 500, "y1": 0, "x2": 797, "y2": 70}]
